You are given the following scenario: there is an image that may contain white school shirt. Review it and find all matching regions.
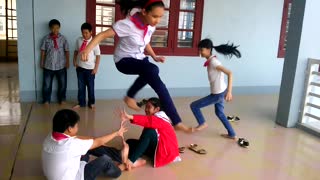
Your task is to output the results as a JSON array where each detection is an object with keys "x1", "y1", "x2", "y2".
[
  {"x1": 112, "y1": 16, "x2": 156, "y2": 63},
  {"x1": 75, "y1": 36, "x2": 101, "y2": 69},
  {"x1": 42, "y1": 134, "x2": 93, "y2": 180},
  {"x1": 207, "y1": 55, "x2": 227, "y2": 94}
]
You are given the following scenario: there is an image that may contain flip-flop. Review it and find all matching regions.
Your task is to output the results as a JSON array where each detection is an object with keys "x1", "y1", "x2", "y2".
[
  {"x1": 238, "y1": 138, "x2": 249, "y2": 148},
  {"x1": 188, "y1": 144, "x2": 207, "y2": 154},
  {"x1": 179, "y1": 147, "x2": 185, "y2": 153},
  {"x1": 227, "y1": 115, "x2": 240, "y2": 122}
]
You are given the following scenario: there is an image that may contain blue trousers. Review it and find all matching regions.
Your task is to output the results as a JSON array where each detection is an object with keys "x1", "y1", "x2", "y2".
[
  {"x1": 81, "y1": 146, "x2": 122, "y2": 180},
  {"x1": 42, "y1": 68, "x2": 67, "y2": 103},
  {"x1": 76, "y1": 67, "x2": 95, "y2": 107},
  {"x1": 190, "y1": 90, "x2": 236, "y2": 137},
  {"x1": 115, "y1": 57, "x2": 182, "y2": 125}
]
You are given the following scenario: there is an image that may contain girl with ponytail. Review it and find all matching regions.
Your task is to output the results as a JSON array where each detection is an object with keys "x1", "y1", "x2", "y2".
[
  {"x1": 82, "y1": 0, "x2": 193, "y2": 133},
  {"x1": 190, "y1": 39, "x2": 241, "y2": 139}
]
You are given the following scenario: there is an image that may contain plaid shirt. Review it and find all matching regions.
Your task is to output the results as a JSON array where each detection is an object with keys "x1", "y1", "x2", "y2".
[{"x1": 41, "y1": 33, "x2": 69, "y2": 70}]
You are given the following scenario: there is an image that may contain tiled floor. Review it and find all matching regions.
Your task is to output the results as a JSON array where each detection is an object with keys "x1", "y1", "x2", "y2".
[
  {"x1": 0, "y1": 62, "x2": 32, "y2": 180},
  {"x1": 1, "y1": 63, "x2": 320, "y2": 180}
]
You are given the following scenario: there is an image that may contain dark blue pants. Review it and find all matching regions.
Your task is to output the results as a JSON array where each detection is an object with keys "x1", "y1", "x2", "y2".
[
  {"x1": 81, "y1": 147, "x2": 122, "y2": 180},
  {"x1": 115, "y1": 57, "x2": 182, "y2": 125},
  {"x1": 190, "y1": 90, "x2": 236, "y2": 137},
  {"x1": 126, "y1": 128, "x2": 158, "y2": 163},
  {"x1": 76, "y1": 67, "x2": 95, "y2": 107},
  {"x1": 42, "y1": 68, "x2": 67, "y2": 103}
]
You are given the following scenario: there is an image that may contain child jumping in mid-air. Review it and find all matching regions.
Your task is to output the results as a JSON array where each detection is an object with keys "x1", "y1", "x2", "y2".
[
  {"x1": 82, "y1": 0, "x2": 193, "y2": 133},
  {"x1": 119, "y1": 97, "x2": 181, "y2": 169},
  {"x1": 190, "y1": 38, "x2": 242, "y2": 140}
]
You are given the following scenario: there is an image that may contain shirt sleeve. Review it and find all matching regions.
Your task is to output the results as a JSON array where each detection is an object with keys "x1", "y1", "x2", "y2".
[
  {"x1": 70, "y1": 138, "x2": 94, "y2": 157},
  {"x1": 63, "y1": 36, "x2": 69, "y2": 51},
  {"x1": 112, "y1": 19, "x2": 132, "y2": 37},
  {"x1": 93, "y1": 45, "x2": 101, "y2": 56},
  {"x1": 211, "y1": 58, "x2": 222, "y2": 69},
  {"x1": 40, "y1": 36, "x2": 47, "y2": 50}
]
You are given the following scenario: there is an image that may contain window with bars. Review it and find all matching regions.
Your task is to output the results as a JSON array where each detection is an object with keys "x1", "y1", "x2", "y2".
[
  {"x1": 278, "y1": 0, "x2": 292, "y2": 58},
  {"x1": 86, "y1": 0, "x2": 204, "y2": 55}
]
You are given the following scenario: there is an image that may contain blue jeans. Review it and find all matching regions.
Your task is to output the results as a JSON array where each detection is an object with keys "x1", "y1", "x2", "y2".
[
  {"x1": 190, "y1": 91, "x2": 236, "y2": 137},
  {"x1": 76, "y1": 67, "x2": 95, "y2": 107},
  {"x1": 82, "y1": 146, "x2": 122, "y2": 180},
  {"x1": 116, "y1": 57, "x2": 182, "y2": 125},
  {"x1": 42, "y1": 68, "x2": 67, "y2": 103}
]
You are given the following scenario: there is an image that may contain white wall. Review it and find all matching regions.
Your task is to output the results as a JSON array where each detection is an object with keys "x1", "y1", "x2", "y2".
[{"x1": 18, "y1": 0, "x2": 285, "y2": 102}]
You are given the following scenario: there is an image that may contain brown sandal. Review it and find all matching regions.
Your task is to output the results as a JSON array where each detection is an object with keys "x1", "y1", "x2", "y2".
[{"x1": 188, "y1": 144, "x2": 207, "y2": 155}]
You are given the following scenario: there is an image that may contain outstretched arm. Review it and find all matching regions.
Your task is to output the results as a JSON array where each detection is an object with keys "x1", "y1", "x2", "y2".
[
  {"x1": 145, "y1": 43, "x2": 165, "y2": 63},
  {"x1": 216, "y1": 65, "x2": 233, "y2": 101},
  {"x1": 81, "y1": 28, "x2": 116, "y2": 61}
]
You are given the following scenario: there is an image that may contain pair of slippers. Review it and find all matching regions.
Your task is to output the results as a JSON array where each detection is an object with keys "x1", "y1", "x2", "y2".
[
  {"x1": 227, "y1": 115, "x2": 240, "y2": 122},
  {"x1": 179, "y1": 144, "x2": 207, "y2": 155}
]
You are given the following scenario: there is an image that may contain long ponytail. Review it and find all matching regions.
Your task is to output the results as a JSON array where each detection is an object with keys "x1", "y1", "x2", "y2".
[
  {"x1": 198, "y1": 38, "x2": 241, "y2": 59},
  {"x1": 116, "y1": 0, "x2": 164, "y2": 16}
]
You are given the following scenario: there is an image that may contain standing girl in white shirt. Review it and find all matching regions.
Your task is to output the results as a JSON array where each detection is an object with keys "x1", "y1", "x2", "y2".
[
  {"x1": 82, "y1": 0, "x2": 192, "y2": 133},
  {"x1": 191, "y1": 39, "x2": 241, "y2": 139}
]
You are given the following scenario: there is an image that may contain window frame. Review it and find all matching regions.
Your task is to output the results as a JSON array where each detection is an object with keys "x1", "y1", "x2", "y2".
[
  {"x1": 86, "y1": 0, "x2": 204, "y2": 56},
  {"x1": 278, "y1": 0, "x2": 292, "y2": 58}
]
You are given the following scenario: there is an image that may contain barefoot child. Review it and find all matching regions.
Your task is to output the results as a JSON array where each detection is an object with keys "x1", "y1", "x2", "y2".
[
  {"x1": 190, "y1": 39, "x2": 241, "y2": 139},
  {"x1": 120, "y1": 97, "x2": 181, "y2": 169},
  {"x1": 42, "y1": 109, "x2": 128, "y2": 180},
  {"x1": 73, "y1": 22, "x2": 101, "y2": 110}
]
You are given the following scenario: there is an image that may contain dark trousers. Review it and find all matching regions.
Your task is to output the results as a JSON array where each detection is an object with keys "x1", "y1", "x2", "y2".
[
  {"x1": 81, "y1": 146, "x2": 122, "y2": 180},
  {"x1": 126, "y1": 128, "x2": 158, "y2": 163},
  {"x1": 42, "y1": 68, "x2": 67, "y2": 103},
  {"x1": 76, "y1": 67, "x2": 95, "y2": 107},
  {"x1": 115, "y1": 57, "x2": 182, "y2": 125}
]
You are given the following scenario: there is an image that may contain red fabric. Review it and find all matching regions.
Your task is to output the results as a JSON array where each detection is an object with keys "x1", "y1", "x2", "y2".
[
  {"x1": 203, "y1": 55, "x2": 216, "y2": 67},
  {"x1": 50, "y1": 34, "x2": 59, "y2": 49},
  {"x1": 144, "y1": 0, "x2": 163, "y2": 9},
  {"x1": 52, "y1": 132, "x2": 68, "y2": 141},
  {"x1": 130, "y1": 13, "x2": 148, "y2": 38},
  {"x1": 79, "y1": 39, "x2": 88, "y2": 52},
  {"x1": 132, "y1": 115, "x2": 180, "y2": 168}
]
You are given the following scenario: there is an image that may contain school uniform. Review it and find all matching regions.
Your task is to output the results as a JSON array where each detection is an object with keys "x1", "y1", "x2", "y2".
[
  {"x1": 112, "y1": 13, "x2": 183, "y2": 126},
  {"x1": 42, "y1": 132, "x2": 121, "y2": 180},
  {"x1": 127, "y1": 111, "x2": 181, "y2": 168},
  {"x1": 190, "y1": 55, "x2": 236, "y2": 137},
  {"x1": 75, "y1": 36, "x2": 100, "y2": 107},
  {"x1": 40, "y1": 33, "x2": 69, "y2": 103}
]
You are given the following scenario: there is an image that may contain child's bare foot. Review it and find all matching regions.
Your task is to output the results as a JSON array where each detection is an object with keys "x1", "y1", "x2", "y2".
[
  {"x1": 118, "y1": 163, "x2": 127, "y2": 171},
  {"x1": 174, "y1": 123, "x2": 194, "y2": 133},
  {"x1": 124, "y1": 96, "x2": 141, "y2": 111},
  {"x1": 132, "y1": 158, "x2": 147, "y2": 168},
  {"x1": 72, "y1": 104, "x2": 81, "y2": 109},
  {"x1": 195, "y1": 123, "x2": 208, "y2": 131},
  {"x1": 221, "y1": 134, "x2": 237, "y2": 140},
  {"x1": 89, "y1": 104, "x2": 96, "y2": 111}
]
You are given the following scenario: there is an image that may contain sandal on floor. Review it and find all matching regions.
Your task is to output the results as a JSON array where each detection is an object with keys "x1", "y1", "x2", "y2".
[
  {"x1": 238, "y1": 138, "x2": 249, "y2": 148},
  {"x1": 179, "y1": 147, "x2": 185, "y2": 153},
  {"x1": 227, "y1": 115, "x2": 240, "y2": 122},
  {"x1": 188, "y1": 144, "x2": 207, "y2": 154}
]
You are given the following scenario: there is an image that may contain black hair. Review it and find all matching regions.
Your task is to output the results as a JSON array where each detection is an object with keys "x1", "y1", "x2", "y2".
[
  {"x1": 81, "y1": 22, "x2": 92, "y2": 32},
  {"x1": 198, "y1": 38, "x2": 241, "y2": 59},
  {"x1": 52, "y1": 109, "x2": 80, "y2": 133},
  {"x1": 137, "y1": 97, "x2": 163, "y2": 110},
  {"x1": 116, "y1": 0, "x2": 165, "y2": 16},
  {"x1": 49, "y1": 19, "x2": 61, "y2": 28}
]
